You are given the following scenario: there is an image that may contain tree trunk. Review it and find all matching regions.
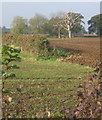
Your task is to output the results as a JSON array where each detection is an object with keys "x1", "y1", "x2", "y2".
[
  {"x1": 67, "y1": 25, "x2": 72, "y2": 38},
  {"x1": 58, "y1": 27, "x2": 61, "y2": 38},
  {"x1": 68, "y1": 30, "x2": 71, "y2": 38}
]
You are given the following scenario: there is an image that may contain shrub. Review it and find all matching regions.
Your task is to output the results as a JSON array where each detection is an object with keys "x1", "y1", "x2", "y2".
[
  {"x1": 50, "y1": 47, "x2": 67, "y2": 58},
  {"x1": 33, "y1": 36, "x2": 51, "y2": 57}
]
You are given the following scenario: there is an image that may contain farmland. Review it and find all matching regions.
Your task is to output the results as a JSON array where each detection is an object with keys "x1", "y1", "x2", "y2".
[
  {"x1": 2, "y1": 35, "x2": 100, "y2": 118},
  {"x1": 49, "y1": 37, "x2": 100, "y2": 67},
  {"x1": 3, "y1": 34, "x2": 101, "y2": 68},
  {"x1": 2, "y1": 53, "x2": 93, "y2": 118},
  {"x1": 2, "y1": 2, "x2": 101, "y2": 118},
  {"x1": 3, "y1": 34, "x2": 100, "y2": 68}
]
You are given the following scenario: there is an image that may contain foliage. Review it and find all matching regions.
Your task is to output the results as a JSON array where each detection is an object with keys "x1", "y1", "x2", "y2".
[
  {"x1": 41, "y1": 12, "x2": 85, "y2": 38},
  {"x1": 9, "y1": 12, "x2": 85, "y2": 37},
  {"x1": 41, "y1": 18, "x2": 59, "y2": 37},
  {"x1": 88, "y1": 14, "x2": 102, "y2": 36},
  {"x1": 2, "y1": 45, "x2": 21, "y2": 79},
  {"x1": 49, "y1": 16, "x2": 63, "y2": 38},
  {"x1": 11, "y1": 16, "x2": 28, "y2": 34},
  {"x1": 29, "y1": 13, "x2": 48, "y2": 34},
  {"x1": 2, "y1": 34, "x2": 48, "y2": 56},
  {"x1": 72, "y1": 24, "x2": 86, "y2": 36},
  {"x1": 36, "y1": 47, "x2": 67, "y2": 61},
  {"x1": 60, "y1": 12, "x2": 84, "y2": 38},
  {"x1": 33, "y1": 36, "x2": 51, "y2": 57},
  {"x1": 50, "y1": 47, "x2": 67, "y2": 58},
  {"x1": 2, "y1": 34, "x2": 68, "y2": 59}
]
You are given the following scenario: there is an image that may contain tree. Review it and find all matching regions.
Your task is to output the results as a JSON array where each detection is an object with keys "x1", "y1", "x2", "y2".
[
  {"x1": 29, "y1": 13, "x2": 48, "y2": 34},
  {"x1": 42, "y1": 17, "x2": 62, "y2": 38},
  {"x1": 40, "y1": 20, "x2": 54, "y2": 36},
  {"x1": 41, "y1": 12, "x2": 85, "y2": 38},
  {"x1": 88, "y1": 14, "x2": 102, "y2": 36},
  {"x1": 49, "y1": 13, "x2": 65, "y2": 38},
  {"x1": 50, "y1": 17, "x2": 62, "y2": 38},
  {"x1": 72, "y1": 24, "x2": 87, "y2": 36},
  {"x1": 11, "y1": 16, "x2": 28, "y2": 34},
  {"x1": 61, "y1": 12, "x2": 84, "y2": 38},
  {"x1": 41, "y1": 12, "x2": 65, "y2": 38}
]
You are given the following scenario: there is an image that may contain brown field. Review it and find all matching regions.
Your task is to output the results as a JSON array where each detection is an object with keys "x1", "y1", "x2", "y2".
[{"x1": 49, "y1": 37, "x2": 101, "y2": 68}]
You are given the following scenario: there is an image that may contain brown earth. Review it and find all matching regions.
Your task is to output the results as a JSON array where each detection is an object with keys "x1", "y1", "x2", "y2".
[{"x1": 49, "y1": 37, "x2": 101, "y2": 68}]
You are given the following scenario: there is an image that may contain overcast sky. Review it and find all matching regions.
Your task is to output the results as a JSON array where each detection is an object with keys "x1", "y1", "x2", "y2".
[{"x1": 1, "y1": 2, "x2": 100, "y2": 31}]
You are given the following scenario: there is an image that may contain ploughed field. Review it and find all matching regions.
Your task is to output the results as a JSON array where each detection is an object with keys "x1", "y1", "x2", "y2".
[{"x1": 49, "y1": 37, "x2": 100, "y2": 67}]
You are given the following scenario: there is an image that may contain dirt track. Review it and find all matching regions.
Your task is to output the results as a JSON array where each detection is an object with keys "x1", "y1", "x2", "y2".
[{"x1": 49, "y1": 37, "x2": 101, "y2": 68}]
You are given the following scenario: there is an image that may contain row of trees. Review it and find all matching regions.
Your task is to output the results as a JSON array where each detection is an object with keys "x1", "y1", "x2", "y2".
[
  {"x1": 10, "y1": 12, "x2": 86, "y2": 38},
  {"x1": 2, "y1": 12, "x2": 102, "y2": 38}
]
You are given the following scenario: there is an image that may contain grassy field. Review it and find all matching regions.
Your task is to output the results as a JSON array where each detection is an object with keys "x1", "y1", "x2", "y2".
[{"x1": 3, "y1": 53, "x2": 93, "y2": 118}]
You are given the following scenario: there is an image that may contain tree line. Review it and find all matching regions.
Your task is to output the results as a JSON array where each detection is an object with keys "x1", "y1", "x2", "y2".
[{"x1": 2, "y1": 12, "x2": 102, "y2": 38}]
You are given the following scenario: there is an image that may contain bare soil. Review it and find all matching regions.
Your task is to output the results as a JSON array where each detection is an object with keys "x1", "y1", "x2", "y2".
[{"x1": 49, "y1": 37, "x2": 101, "y2": 67}]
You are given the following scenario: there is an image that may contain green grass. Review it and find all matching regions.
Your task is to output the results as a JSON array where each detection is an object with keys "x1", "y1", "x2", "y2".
[{"x1": 3, "y1": 53, "x2": 93, "y2": 118}]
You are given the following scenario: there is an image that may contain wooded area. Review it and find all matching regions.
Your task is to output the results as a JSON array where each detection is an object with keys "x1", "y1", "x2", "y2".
[{"x1": 1, "y1": 12, "x2": 102, "y2": 38}]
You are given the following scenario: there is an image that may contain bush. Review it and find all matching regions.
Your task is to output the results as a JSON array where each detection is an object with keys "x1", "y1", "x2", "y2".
[
  {"x1": 50, "y1": 47, "x2": 67, "y2": 58},
  {"x1": 33, "y1": 36, "x2": 51, "y2": 57},
  {"x1": 36, "y1": 47, "x2": 68, "y2": 61}
]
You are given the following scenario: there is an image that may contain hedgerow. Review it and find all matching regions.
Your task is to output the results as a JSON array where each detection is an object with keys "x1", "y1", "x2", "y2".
[{"x1": 2, "y1": 34, "x2": 68, "y2": 58}]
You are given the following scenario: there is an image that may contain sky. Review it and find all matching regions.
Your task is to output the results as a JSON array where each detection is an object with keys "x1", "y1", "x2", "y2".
[{"x1": 1, "y1": 2, "x2": 100, "y2": 31}]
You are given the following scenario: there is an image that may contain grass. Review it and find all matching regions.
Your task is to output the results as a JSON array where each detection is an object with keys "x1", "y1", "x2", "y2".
[{"x1": 3, "y1": 53, "x2": 93, "y2": 118}]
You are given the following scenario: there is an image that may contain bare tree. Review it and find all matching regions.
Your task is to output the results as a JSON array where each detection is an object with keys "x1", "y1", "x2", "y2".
[{"x1": 61, "y1": 12, "x2": 84, "y2": 38}]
